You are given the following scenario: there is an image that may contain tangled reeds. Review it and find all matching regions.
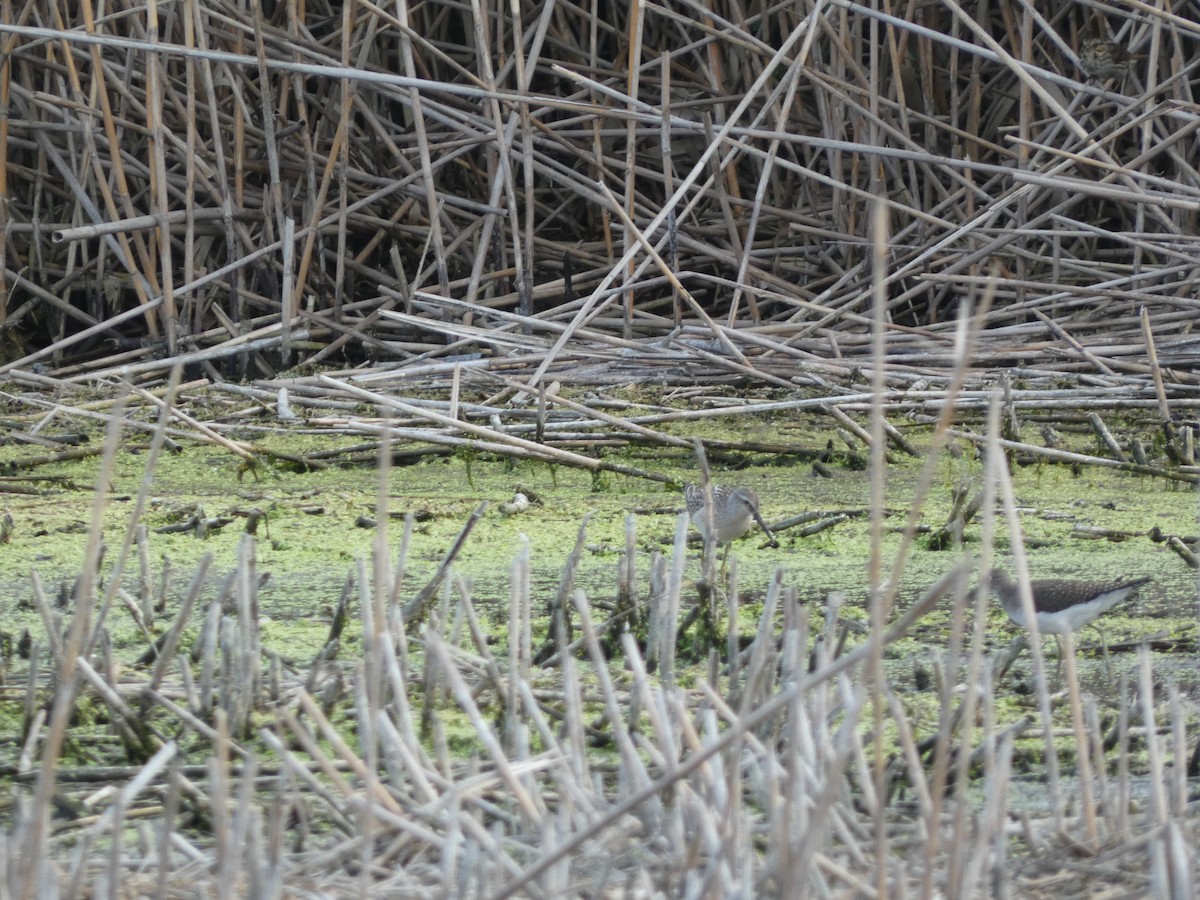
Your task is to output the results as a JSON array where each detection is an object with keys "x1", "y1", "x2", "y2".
[
  {"x1": 0, "y1": 0, "x2": 1199, "y2": 895},
  {"x1": 0, "y1": 0, "x2": 1198, "y2": 405}
]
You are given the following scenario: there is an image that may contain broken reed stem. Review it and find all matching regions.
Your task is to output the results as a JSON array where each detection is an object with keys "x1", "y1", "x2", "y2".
[{"x1": 1060, "y1": 630, "x2": 1099, "y2": 846}]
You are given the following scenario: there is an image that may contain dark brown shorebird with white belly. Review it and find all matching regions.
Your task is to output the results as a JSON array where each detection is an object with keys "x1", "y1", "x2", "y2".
[
  {"x1": 989, "y1": 568, "x2": 1150, "y2": 635},
  {"x1": 989, "y1": 568, "x2": 1150, "y2": 677}
]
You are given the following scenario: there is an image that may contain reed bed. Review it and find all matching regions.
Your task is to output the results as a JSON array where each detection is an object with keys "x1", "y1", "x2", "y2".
[
  {"x1": 0, "y1": 391, "x2": 1196, "y2": 898},
  {"x1": 0, "y1": 1, "x2": 1199, "y2": 896},
  {"x1": 2, "y1": 0, "x2": 1200, "y2": 493},
  {"x1": 0, "y1": 0, "x2": 1198, "y2": 405}
]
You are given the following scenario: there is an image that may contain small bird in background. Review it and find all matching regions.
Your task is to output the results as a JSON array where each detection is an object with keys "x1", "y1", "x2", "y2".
[
  {"x1": 685, "y1": 484, "x2": 777, "y2": 547},
  {"x1": 685, "y1": 484, "x2": 779, "y2": 579},
  {"x1": 1079, "y1": 39, "x2": 1136, "y2": 81}
]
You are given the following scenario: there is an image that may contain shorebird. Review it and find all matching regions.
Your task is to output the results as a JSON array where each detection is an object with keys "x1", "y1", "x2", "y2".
[
  {"x1": 989, "y1": 569, "x2": 1149, "y2": 635},
  {"x1": 684, "y1": 484, "x2": 778, "y2": 573},
  {"x1": 989, "y1": 568, "x2": 1150, "y2": 676}
]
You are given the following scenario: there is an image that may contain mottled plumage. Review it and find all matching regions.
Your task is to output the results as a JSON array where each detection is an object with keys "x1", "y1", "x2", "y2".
[
  {"x1": 684, "y1": 484, "x2": 775, "y2": 546},
  {"x1": 1080, "y1": 39, "x2": 1134, "y2": 80}
]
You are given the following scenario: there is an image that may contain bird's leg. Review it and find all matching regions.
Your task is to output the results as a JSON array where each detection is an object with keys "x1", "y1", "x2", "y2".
[
  {"x1": 995, "y1": 634, "x2": 1026, "y2": 683},
  {"x1": 699, "y1": 486, "x2": 717, "y2": 590},
  {"x1": 1090, "y1": 622, "x2": 1115, "y2": 682}
]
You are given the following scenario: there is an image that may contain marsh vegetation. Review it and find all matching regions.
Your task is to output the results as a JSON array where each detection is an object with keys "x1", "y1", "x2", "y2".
[{"x1": 1, "y1": 0, "x2": 1199, "y2": 896}]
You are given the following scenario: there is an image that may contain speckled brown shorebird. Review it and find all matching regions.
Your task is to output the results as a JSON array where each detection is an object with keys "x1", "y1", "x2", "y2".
[
  {"x1": 1079, "y1": 39, "x2": 1136, "y2": 81},
  {"x1": 685, "y1": 484, "x2": 776, "y2": 549}
]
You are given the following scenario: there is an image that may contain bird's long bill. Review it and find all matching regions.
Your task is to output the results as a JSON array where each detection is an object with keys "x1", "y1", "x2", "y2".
[{"x1": 752, "y1": 508, "x2": 779, "y2": 547}]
